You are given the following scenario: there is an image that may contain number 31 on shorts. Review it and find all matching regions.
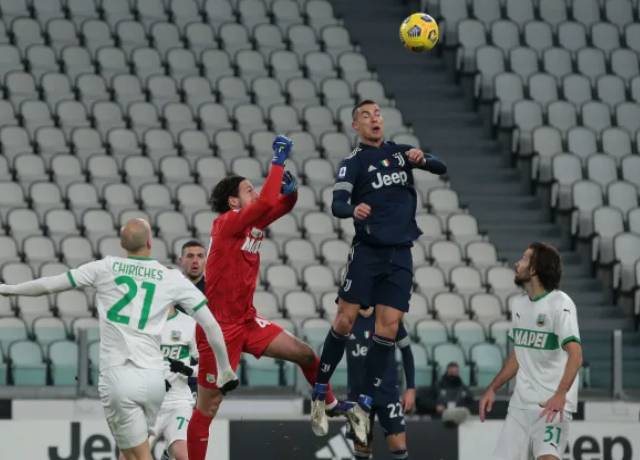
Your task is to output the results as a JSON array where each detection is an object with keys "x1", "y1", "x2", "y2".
[{"x1": 544, "y1": 425, "x2": 561, "y2": 444}]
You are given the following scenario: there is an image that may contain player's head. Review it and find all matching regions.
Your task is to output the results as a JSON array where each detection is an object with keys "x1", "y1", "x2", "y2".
[
  {"x1": 179, "y1": 240, "x2": 206, "y2": 281},
  {"x1": 120, "y1": 218, "x2": 152, "y2": 255},
  {"x1": 211, "y1": 175, "x2": 259, "y2": 212},
  {"x1": 352, "y1": 99, "x2": 384, "y2": 146},
  {"x1": 514, "y1": 242, "x2": 562, "y2": 291}
]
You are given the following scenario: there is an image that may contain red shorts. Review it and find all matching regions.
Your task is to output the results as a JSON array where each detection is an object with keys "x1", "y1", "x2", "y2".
[{"x1": 196, "y1": 315, "x2": 283, "y2": 389}]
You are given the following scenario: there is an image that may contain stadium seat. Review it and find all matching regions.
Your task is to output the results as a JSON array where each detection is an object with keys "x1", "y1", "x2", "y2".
[
  {"x1": 405, "y1": 294, "x2": 430, "y2": 331},
  {"x1": 9, "y1": 340, "x2": 47, "y2": 385},
  {"x1": 452, "y1": 320, "x2": 486, "y2": 355},
  {"x1": 49, "y1": 340, "x2": 78, "y2": 385},
  {"x1": 571, "y1": 180, "x2": 606, "y2": 239},
  {"x1": 33, "y1": 317, "x2": 67, "y2": 346},
  {"x1": 592, "y1": 206, "x2": 625, "y2": 266},
  {"x1": 471, "y1": 342, "x2": 503, "y2": 387},
  {"x1": 408, "y1": 343, "x2": 433, "y2": 386},
  {"x1": 71, "y1": 317, "x2": 99, "y2": 342},
  {"x1": 415, "y1": 319, "x2": 448, "y2": 353},
  {"x1": 0, "y1": 317, "x2": 28, "y2": 350},
  {"x1": 56, "y1": 291, "x2": 92, "y2": 324},
  {"x1": 283, "y1": 291, "x2": 317, "y2": 324},
  {"x1": 433, "y1": 343, "x2": 471, "y2": 385},
  {"x1": 613, "y1": 233, "x2": 640, "y2": 293},
  {"x1": 414, "y1": 265, "x2": 448, "y2": 302}
]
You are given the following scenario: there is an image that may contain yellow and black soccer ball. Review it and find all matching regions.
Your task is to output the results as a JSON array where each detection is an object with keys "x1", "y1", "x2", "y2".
[{"x1": 399, "y1": 13, "x2": 440, "y2": 52}]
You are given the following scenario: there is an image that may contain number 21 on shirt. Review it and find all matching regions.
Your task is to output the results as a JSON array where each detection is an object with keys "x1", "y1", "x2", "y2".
[{"x1": 107, "y1": 275, "x2": 156, "y2": 330}]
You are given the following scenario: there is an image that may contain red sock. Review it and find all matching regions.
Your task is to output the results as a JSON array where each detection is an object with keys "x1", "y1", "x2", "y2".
[
  {"x1": 300, "y1": 355, "x2": 336, "y2": 405},
  {"x1": 187, "y1": 408, "x2": 212, "y2": 460}
]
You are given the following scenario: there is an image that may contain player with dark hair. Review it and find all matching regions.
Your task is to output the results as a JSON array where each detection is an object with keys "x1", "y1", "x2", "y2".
[
  {"x1": 186, "y1": 135, "x2": 359, "y2": 460},
  {"x1": 179, "y1": 240, "x2": 206, "y2": 292},
  {"x1": 479, "y1": 242, "x2": 582, "y2": 460},
  {"x1": 310, "y1": 99, "x2": 447, "y2": 443},
  {"x1": 0, "y1": 219, "x2": 238, "y2": 460},
  {"x1": 346, "y1": 307, "x2": 415, "y2": 460}
]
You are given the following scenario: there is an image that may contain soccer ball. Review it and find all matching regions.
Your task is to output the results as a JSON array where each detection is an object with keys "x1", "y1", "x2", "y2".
[{"x1": 399, "y1": 13, "x2": 440, "y2": 52}]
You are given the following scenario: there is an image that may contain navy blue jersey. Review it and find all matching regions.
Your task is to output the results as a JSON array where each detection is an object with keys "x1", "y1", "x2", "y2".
[
  {"x1": 346, "y1": 314, "x2": 412, "y2": 398},
  {"x1": 332, "y1": 141, "x2": 446, "y2": 247}
]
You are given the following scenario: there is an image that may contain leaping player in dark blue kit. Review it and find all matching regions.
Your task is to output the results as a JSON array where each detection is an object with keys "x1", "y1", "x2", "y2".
[
  {"x1": 345, "y1": 307, "x2": 416, "y2": 460},
  {"x1": 310, "y1": 99, "x2": 447, "y2": 447}
]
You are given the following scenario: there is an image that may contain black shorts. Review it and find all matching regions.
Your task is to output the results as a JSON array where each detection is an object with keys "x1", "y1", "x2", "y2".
[
  {"x1": 348, "y1": 390, "x2": 406, "y2": 439},
  {"x1": 338, "y1": 242, "x2": 413, "y2": 312}
]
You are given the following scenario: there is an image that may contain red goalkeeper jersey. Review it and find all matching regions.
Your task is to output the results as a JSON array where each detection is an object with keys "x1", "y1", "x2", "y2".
[{"x1": 204, "y1": 164, "x2": 297, "y2": 324}]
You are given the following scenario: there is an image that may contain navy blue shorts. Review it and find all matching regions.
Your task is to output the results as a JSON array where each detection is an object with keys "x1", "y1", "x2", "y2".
[
  {"x1": 338, "y1": 242, "x2": 413, "y2": 312},
  {"x1": 348, "y1": 390, "x2": 406, "y2": 439}
]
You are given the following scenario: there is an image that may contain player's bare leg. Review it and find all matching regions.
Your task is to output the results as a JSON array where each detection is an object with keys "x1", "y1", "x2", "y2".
[
  {"x1": 119, "y1": 440, "x2": 153, "y2": 460},
  {"x1": 166, "y1": 440, "x2": 188, "y2": 460},
  {"x1": 187, "y1": 385, "x2": 224, "y2": 460},
  {"x1": 386, "y1": 433, "x2": 408, "y2": 459},
  {"x1": 310, "y1": 298, "x2": 361, "y2": 436}
]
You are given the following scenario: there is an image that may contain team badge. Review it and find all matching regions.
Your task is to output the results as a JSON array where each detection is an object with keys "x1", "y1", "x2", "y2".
[
  {"x1": 171, "y1": 330, "x2": 181, "y2": 341},
  {"x1": 206, "y1": 373, "x2": 216, "y2": 383},
  {"x1": 536, "y1": 314, "x2": 546, "y2": 327},
  {"x1": 380, "y1": 159, "x2": 391, "y2": 168},
  {"x1": 250, "y1": 228, "x2": 263, "y2": 238},
  {"x1": 364, "y1": 330, "x2": 370, "y2": 339}
]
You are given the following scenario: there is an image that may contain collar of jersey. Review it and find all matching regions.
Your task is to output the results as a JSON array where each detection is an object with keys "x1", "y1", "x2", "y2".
[
  {"x1": 358, "y1": 141, "x2": 387, "y2": 150},
  {"x1": 127, "y1": 255, "x2": 154, "y2": 261},
  {"x1": 529, "y1": 290, "x2": 550, "y2": 302},
  {"x1": 167, "y1": 310, "x2": 179, "y2": 321}
]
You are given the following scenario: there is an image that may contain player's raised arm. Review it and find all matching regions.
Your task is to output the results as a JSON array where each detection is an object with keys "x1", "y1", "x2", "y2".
[
  {"x1": 213, "y1": 135, "x2": 292, "y2": 236},
  {"x1": 173, "y1": 274, "x2": 239, "y2": 394},
  {"x1": 0, "y1": 260, "x2": 104, "y2": 296},
  {"x1": 404, "y1": 148, "x2": 447, "y2": 175},
  {"x1": 254, "y1": 170, "x2": 299, "y2": 228}
]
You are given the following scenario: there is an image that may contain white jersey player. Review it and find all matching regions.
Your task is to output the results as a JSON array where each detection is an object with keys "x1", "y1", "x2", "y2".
[
  {"x1": 479, "y1": 242, "x2": 583, "y2": 460},
  {"x1": 151, "y1": 307, "x2": 197, "y2": 460},
  {"x1": 0, "y1": 219, "x2": 239, "y2": 460}
]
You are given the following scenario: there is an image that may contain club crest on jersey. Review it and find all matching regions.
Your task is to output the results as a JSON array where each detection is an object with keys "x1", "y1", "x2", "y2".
[
  {"x1": 171, "y1": 330, "x2": 181, "y2": 341},
  {"x1": 241, "y1": 227, "x2": 263, "y2": 254},
  {"x1": 364, "y1": 330, "x2": 370, "y2": 339},
  {"x1": 536, "y1": 314, "x2": 546, "y2": 327},
  {"x1": 380, "y1": 159, "x2": 391, "y2": 168}
]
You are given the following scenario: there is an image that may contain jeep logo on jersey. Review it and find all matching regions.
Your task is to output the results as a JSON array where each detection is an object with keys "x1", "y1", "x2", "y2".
[
  {"x1": 351, "y1": 343, "x2": 368, "y2": 357},
  {"x1": 512, "y1": 328, "x2": 559, "y2": 350},
  {"x1": 371, "y1": 171, "x2": 409, "y2": 189},
  {"x1": 241, "y1": 227, "x2": 263, "y2": 254}
]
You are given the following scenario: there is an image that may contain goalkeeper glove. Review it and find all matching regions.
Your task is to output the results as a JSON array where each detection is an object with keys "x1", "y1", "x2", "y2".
[
  {"x1": 281, "y1": 171, "x2": 298, "y2": 195},
  {"x1": 272, "y1": 134, "x2": 293, "y2": 165},
  {"x1": 168, "y1": 358, "x2": 194, "y2": 377}
]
